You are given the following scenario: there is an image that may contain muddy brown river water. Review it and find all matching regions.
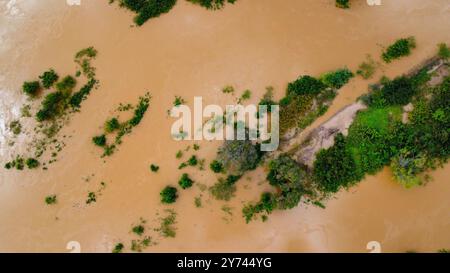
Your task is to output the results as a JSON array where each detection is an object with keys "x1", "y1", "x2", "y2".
[{"x1": 0, "y1": 0, "x2": 449, "y2": 252}]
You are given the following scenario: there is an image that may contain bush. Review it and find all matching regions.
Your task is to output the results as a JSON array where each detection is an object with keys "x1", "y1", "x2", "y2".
[
  {"x1": 22, "y1": 81, "x2": 40, "y2": 97},
  {"x1": 105, "y1": 118, "x2": 120, "y2": 133},
  {"x1": 45, "y1": 195, "x2": 57, "y2": 205},
  {"x1": 313, "y1": 134, "x2": 360, "y2": 193},
  {"x1": 320, "y1": 68, "x2": 354, "y2": 89},
  {"x1": 209, "y1": 177, "x2": 236, "y2": 201},
  {"x1": 26, "y1": 158, "x2": 40, "y2": 169},
  {"x1": 438, "y1": 43, "x2": 450, "y2": 60},
  {"x1": 357, "y1": 55, "x2": 377, "y2": 79},
  {"x1": 178, "y1": 173, "x2": 194, "y2": 189},
  {"x1": 379, "y1": 76, "x2": 417, "y2": 106},
  {"x1": 287, "y1": 75, "x2": 326, "y2": 96},
  {"x1": 39, "y1": 69, "x2": 59, "y2": 89},
  {"x1": 36, "y1": 91, "x2": 66, "y2": 121},
  {"x1": 93, "y1": 135, "x2": 107, "y2": 147},
  {"x1": 133, "y1": 0, "x2": 177, "y2": 26},
  {"x1": 391, "y1": 149, "x2": 427, "y2": 188},
  {"x1": 132, "y1": 224, "x2": 145, "y2": 236},
  {"x1": 112, "y1": 243, "x2": 124, "y2": 253},
  {"x1": 187, "y1": 0, "x2": 237, "y2": 10},
  {"x1": 150, "y1": 164, "x2": 159, "y2": 172},
  {"x1": 55, "y1": 76, "x2": 76, "y2": 94},
  {"x1": 69, "y1": 79, "x2": 97, "y2": 108},
  {"x1": 335, "y1": 0, "x2": 350, "y2": 9},
  {"x1": 210, "y1": 160, "x2": 224, "y2": 173},
  {"x1": 382, "y1": 37, "x2": 416, "y2": 63},
  {"x1": 217, "y1": 138, "x2": 262, "y2": 175},
  {"x1": 258, "y1": 86, "x2": 276, "y2": 112},
  {"x1": 160, "y1": 186, "x2": 178, "y2": 204}
]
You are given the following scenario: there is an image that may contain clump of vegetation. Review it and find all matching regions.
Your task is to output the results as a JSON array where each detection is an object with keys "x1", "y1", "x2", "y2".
[
  {"x1": 9, "y1": 120, "x2": 22, "y2": 135},
  {"x1": 173, "y1": 96, "x2": 185, "y2": 107},
  {"x1": 45, "y1": 195, "x2": 57, "y2": 205},
  {"x1": 113, "y1": 0, "x2": 178, "y2": 26},
  {"x1": 176, "y1": 150, "x2": 183, "y2": 159},
  {"x1": 210, "y1": 160, "x2": 224, "y2": 173},
  {"x1": 258, "y1": 86, "x2": 276, "y2": 112},
  {"x1": 287, "y1": 75, "x2": 326, "y2": 96},
  {"x1": 238, "y1": 89, "x2": 251, "y2": 103},
  {"x1": 320, "y1": 68, "x2": 354, "y2": 89},
  {"x1": 160, "y1": 186, "x2": 178, "y2": 204},
  {"x1": 86, "y1": 192, "x2": 97, "y2": 204},
  {"x1": 105, "y1": 117, "x2": 120, "y2": 133},
  {"x1": 74, "y1": 47, "x2": 98, "y2": 79},
  {"x1": 22, "y1": 81, "x2": 40, "y2": 97},
  {"x1": 335, "y1": 0, "x2": 350, "y2": 9},
  {"x1": 178, "y1": 173, "x2": 194, "y2": 189},
  {"x1": 4, "y1": 156, "x2": 25, "y2": 170},
  {"x1": 130, "y1": 236, "x2": 153, "y2": 252},
  {"x1": 69, "y1": 79, "x2": 97, "y2": 109},
  {"x1": 39, "y1": 69, "x2": 59, "y2": 89},
  {"x1": 56, "y1": 76, "x2": 76, "y2": 94},
  {"x1": 25, "y1": 158, "x2": 40, "y2": 169},
  {"x1": 20, "y1": 105, "x2": 32, "y2": 117},
  {"x1": 357, "y1": 55, "x2": 377, "y2": 79},
  {"x1": 132, "y1": 224, "x2": 145, "y2": 236},
  {"x1": 382, "y1": 37, "x2": 416, "y2": 63},
  {"x1": 156, "y1": 209, "x2": 177, "y2": 238},
  {"x1": 222, "y1": 85, "x2": 235, "y2": 94},
  {"x1": 35, "y1": 91, "x2": 66, "y2": 121},
  {"x1": 209, "y1": 175, "x2": 241, "y2": 201},
  {"x1": 150, "y1": 164, "x2": 159, "y2": 172},
  {"x1": 112, "y1": 243, "x2": 124, "y2": 253},
  {"x1": 367, "y1": 76, "x2": 418, "y2": 106},
  {"x1": 187, "y1": 0, "x2": 237, "y2": 10},
  {"x1": 438, "y1": 43, "x2": 450, "y2": 60},
  {"x1": 194, "y1": 196, "x2": 202, "y2": 208},
  {"x1": 216, "y1": 139, "x2": 262, "y2": 175},
  {"x1": 92, "y1": 135, "x2": 107, "y2": 147}
]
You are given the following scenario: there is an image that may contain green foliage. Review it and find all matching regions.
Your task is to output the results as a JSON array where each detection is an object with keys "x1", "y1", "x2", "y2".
[
  {"x1": 242, "y1": 192, "x2": 276, "y2": 223},
  {"x1": 4, "y1": 156, "x2": 25, "y2": 170},
  {"x1": 391, "y1": 149, "x2": 427, "y2": 188},
  {"x1": 55, "y1": 76, "x2": 76, "y2": 94},
  {"x1": 438, "y1": 43, "x2": 450, "y2": 60},
  {"x1": 86, "y1": 192, "x2": 97, "y2": 204},
  {"x1": 75, "y1": 47, "x2": 97, "y2": 79},
  {"x1": 313, "y1": 134, "x2": 360, "y2": 193},
  {"x1": 210, "y1": 160, "x2": 224, "y2": 173},
  {"x1": 357, "y1": 55, "x2": 377, "y2": 79},
  {"x1": 187, "y1": 155, "x2": 198, "y2": 166},
  {"x1": 157, "y1": 209, "x2": 177, "y2": 238},
  {"x1": 222, "y1": 85, "x2": 235, "y2": 94},
  {"x1": 69, "y1": 79, "x2": 97, "y2": 109},
  {"x1": 160, "y1": 186, "x2": 178, "y2": 204},
  {"x1": 238, "y1": 89, "x2": 251, "y2": 103},
  {"x1": 335, "y1": 0, "x2": 350, "y2": 9},
  {"x1": 112, "y1": 243, "x2": 124, "y2": 253},
  {"x1": 382, "y1": 37, "x2": 416, "y2": 63},
  {"x1": 209, "y1": 177, "x2": 237, "y2": 201},
  {"x1": 173, "y1": 96, "x2": 185, "y2": 106},
  {"x1": 187, "y1": 0, "x2": 237, "y2": 10},
  {"x1": 22, "y1": 81, "x2": 40, "y2": 97},
  {"x1": 279, "y1": 94, "x2": 314, "y2": 135},
  {"x1": 39, "y1": 69, "x2": 59, "y2": 89},
  {"x1": 367, "y1": 76, "x2": 418, "y2": 107},
  {"x1": 178, "y1": 173, "x2": 194, "y2": 189},
  {"x1": 45, "y1": 195, "x2": 57, "y2": 205},
  {"x1": 118, "y1": 0, "x2": 178, "y2": 26},
  {"x1": 92, "y1": 135, "x2": 107, "y2": 147},
  {"x1": 9, "y1": 120, "x2": 22, "y2": 135},
  {"x1": 36, "y1": 91, "x2": 66, "y2": 122},
  {"x1": 132, "y1": 225, "x2": 145, "y2": 236},
  {"x1": 176, "y1": 150, "x2": 183, "y2": 159},
  {"x1": 287, "y1": 75, "x2": 326, "y2": 96},
  {"x1": 217, "y1": 138, "x2": 262, "y2": 175},
  {"x1": 150, "y1": 164, "x2": 160, "y2": 172},
  {"x1": 320, "y1": 68, "x2": 354, "y2": 89},
  {"x1": 258, "y1": 86, "x2": 276, "y2": 112},
  {"x1": 25, "y1": 158, "x2": 39, "y2": 169},
  {"x1": 105, "y1": 117, "x2": 120, "y2": 133}
]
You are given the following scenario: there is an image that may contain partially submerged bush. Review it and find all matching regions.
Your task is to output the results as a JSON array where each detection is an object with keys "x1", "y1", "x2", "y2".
[
  {"x1": 438, "y1": 43, "x2": 450, "y2": 60},
  {"x1": 209, "y1": 176, "x2": 238, "y2": 201},
  {"x1": 217, "y1": 139, "x2": 262, "y2": 175},
  {"x1": 105, "y1": 117, "x2": 120, "y2": 133},
  {"x1": 335, "y1": 0, "x2": 350, "y2": 9},
  {"x1": 55, "y1": 75, "x2": 76, "y2": 94},
  {"x1": 39, "y1": 69, "x2": 59, "y2": 89},
  {"x1": 320, "y1": 68, "x2": 354, "y2": 89},
  {"x1": 357, "y1": 55, "x2": 377, "y2": 79},
  {"x1": 36, "y1": 91, "x2": 66, "y2": 121},
  {"x1": 210, "y1": 160, "x2": 224, "y2": 173},
  {"x1": 22, "y1": 81, "x2": 40, "y2": 97},
  {"x1": 45, "y1": 195, "x2": 57, "y2": 205},
  {"x1": 287, "y1": 75, "x2": 326, "y2": 96},
  {"x1": 92, "y1": 135, "x2": 107, "y2": 147},
  {"x1": 178, "y1": 173, "x2": 194, "y2": 189},
  {"x1": 160, "y1": 186, "x2": 178, "y2": 204},
  {"x1": 391, "y1": 149, "x2": 427, "y2": 188},
  {"x1": 69, "y1": 79, "x2": 97, "y2": 109},
  {"x1": 187, "y1": 0, "x2": 237, "y2": 10},
  {"x1": 382, "y1": 37, "x2": 416, "y2": 63},
  {"x1": 26, "y1": 158, "x2": 40, "y2": 169},
  {"x1": 127, "y1": 0, "x2": 178, "y2": 26},
  {"x1": 150, "y1": 164, "x2": 159, "y2": 172},
  {"x1": 112, "y1": 243, "x2": 124, "y2": 253}
]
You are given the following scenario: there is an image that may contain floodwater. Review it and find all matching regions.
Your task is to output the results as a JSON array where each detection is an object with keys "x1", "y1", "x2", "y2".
[{"x1": 0, "y1": 0, "x2": 449, "y2": 252}]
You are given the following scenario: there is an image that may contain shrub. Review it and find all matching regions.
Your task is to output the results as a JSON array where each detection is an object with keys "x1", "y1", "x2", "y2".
[
  {"x1": 178, "y1": 173, "x2": 194, "y2": 189},
  {"x1": 105, "y1": 118, "x2": 120, "y2": 133},
  {"x1": 382, "y1": 37, "x2": 416, "y2": 63},
  {"x1": 287, "y1": 75, "x2": 326, "y2": 96},
  {"x1": 45, "y1": 195, "x2": 57, "y2": 205},
  {"x1": 391, "y1": 149, "x2": 427, "y2": 188},
  {"x1": 160, "y1": 186, "x2": 178, "y2": 204},
  {"x1": 335, "y1": 0, "x2": 350, "y2": 9},
  {"x1": 55, "y1": 76, "x2": 76, "y2": 94},
  {"x1": 209, "y1": 177, "x2": 236, "y2": 201},
  {"x1": 357, "y1": 55, "x2": 377, "y2": 79},
  {"x1": 210, "y1": 160, "x2": 224, "y2": 173},
  {"x1": 187, "y1": 155, "x2": 198, "y2": 166},
  {"x1": 112, "y1": 243, "x2": 124, "y2": 253},
  {"x1": 258, "y1": 86, "x2": 276, "y2": 112},
  {"x1": 132, "y1": 225, "x2": 145, "y2": 236},
  {"x1": 133, "y1": 0, "x2": 177, "y2": 26},
  {"x1": 150, "y1": 164, "x2": 159, "y2": 172},
  {"x1": 36, "y1": 91, "x2": 66, "y2": 121},
  {"x1": 157, "y1": 209, "x2": 177, "y2": 238},
  {"x1": 86, "y1": 192, "x2": 97, "y2": 204},
  {"x1": 9, "y1": 120, "x2": 21, "y2": 135},
  {"x1": 321, "y1": 68, "x2": 354, "y2": 89},
  {"x1": 93, "y1": 135, "x2": 107, "y2": 147},
  {"x1": 187, "y1": 0, "x2": 237, "y2": 10},
  {"x1": 313, "y1": 134, "x2": 360, "y2": 193},
  {"x1": 438, "y1": 43, "x2": 450, "y2": 60},
  {"x1": 378, "y1": 76, "x2": 417, "y2": 106},
  {"x1": 69, "y1": 79, "x2": 97, "y2": 108},
  {"x1": 39, "y1": 69, "x2": 59, "y2": 89},
  {"x1": 217, "y1": 138, "x2": 262, "y2": 175},
  {"x1": 22, "y1": 81, "x2": 40, "y2": 97},
  {"x1": 26, "y1": 158, "x2": 39, "y2": 169}
]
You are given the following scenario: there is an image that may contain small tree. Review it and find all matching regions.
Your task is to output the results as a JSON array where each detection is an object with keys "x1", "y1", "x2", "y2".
[
  {"x1": 160, "y1": 186, "x2": 178, "y2": 204},
  {"x1": 22, "y1": 81, "x2": 40, "y2": 97}
]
